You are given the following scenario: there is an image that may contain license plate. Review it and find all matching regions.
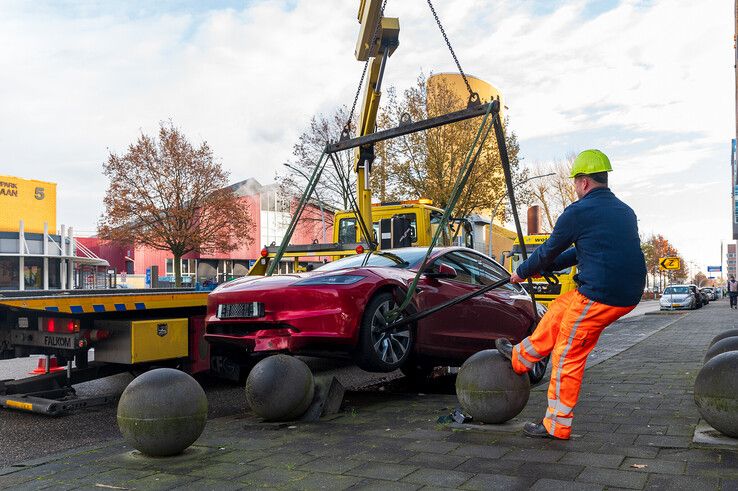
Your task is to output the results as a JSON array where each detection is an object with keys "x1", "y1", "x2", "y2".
[
  {"x1": 217, "y1": 302, "x2": 265, "y2": 319},
  {"x1": 671, "y1": 304, "x2": 680, "y2": 307},
  {"x1": 10, "y1": 330, "x2": 78, "y2": 350}
]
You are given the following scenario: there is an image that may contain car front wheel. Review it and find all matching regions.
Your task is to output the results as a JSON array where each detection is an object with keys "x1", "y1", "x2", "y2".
[{"x1": 355, "y1": 292, "x2": 414, "y2": 372}]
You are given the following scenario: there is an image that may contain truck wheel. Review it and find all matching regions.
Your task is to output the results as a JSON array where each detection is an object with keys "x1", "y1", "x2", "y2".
[{"x1": 355, "y1": 292, "x2": 414, "y2": 372}]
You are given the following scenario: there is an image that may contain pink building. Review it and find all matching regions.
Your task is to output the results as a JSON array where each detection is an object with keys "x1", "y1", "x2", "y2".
[{"x1": 79, "y1": 179, "x2": 334, "y2": 284}]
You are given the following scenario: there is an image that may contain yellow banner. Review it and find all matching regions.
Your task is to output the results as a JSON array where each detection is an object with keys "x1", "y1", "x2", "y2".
[{"x1": 0, "y1": 175, "x2": 56, "y2": 234}]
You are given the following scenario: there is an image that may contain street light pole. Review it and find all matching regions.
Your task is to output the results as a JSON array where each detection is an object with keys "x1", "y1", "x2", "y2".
[{"x1": 488, "y1": 173, "x2": 555, "y2": 258}]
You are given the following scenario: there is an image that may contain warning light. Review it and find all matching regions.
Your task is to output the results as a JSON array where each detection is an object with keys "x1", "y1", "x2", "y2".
[
  {"x1": 356, "y1": 245, "x2": 365, "y2": 254},
  {"x1": 47, "y1": 319, "x2": 55, "y2": 332},
  {"x1": 67, "y1": 320, "x2": 76, "y2": 333},
  {"x1": 260, "y1": 248, "x2": 268, "y2": 258}
]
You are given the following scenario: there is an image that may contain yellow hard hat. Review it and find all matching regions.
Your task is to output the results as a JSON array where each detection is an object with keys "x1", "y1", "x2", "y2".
[{"x1": 570, "y1": 149, "x2": 613, "y2": 178}]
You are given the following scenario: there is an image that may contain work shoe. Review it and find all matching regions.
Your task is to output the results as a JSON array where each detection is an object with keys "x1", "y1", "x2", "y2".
[
  {"x1": 495, "y1": 338, "x2": 513, "y2": 361},
  {"x1": 523, "y1": 421, "x2": 553, "y2": 438}
]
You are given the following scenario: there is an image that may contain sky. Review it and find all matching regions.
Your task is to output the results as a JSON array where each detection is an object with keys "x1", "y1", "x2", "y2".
[{"x1": 0, "y1": 0, "x2": 733, "y2": 275}]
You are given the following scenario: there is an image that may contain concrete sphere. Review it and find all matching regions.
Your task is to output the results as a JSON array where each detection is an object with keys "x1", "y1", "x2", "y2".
[
  {"x1": 708, "y1": 329, "x2": 738, "y2": 349},
  {"x1": 117, "y1": 368, "x2": 208, "y2": 457},
  {"x1": 456, "y1": 350, "x2": 530, "y2": 424},
  {"x1": 694, "y1": 351, "x2": 738, "y2": 438},
  {"x1": 245, "y1": 355, "x2": 314, "y2": 421},
  {"x1": 703, "y1": 337, "x2": 738, "y2": 363}
]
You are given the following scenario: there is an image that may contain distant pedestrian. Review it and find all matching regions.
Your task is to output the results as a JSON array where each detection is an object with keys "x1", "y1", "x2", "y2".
[
  {"x1": 496, "y1": 149, "x2": 646, "y2": 440},
  {"x1": 728, "y1": 276, "x2": 738, "y2": 309}
]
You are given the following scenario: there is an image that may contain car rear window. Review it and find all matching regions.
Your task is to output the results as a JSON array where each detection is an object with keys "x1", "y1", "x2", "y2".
[{"x1": 664, "y1": 286, "x2": 689, "y2": 294}]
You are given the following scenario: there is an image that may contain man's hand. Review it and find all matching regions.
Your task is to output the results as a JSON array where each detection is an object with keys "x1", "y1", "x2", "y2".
[{"x1": 509, "y1": 273, "x2": 525, "y2": 283}]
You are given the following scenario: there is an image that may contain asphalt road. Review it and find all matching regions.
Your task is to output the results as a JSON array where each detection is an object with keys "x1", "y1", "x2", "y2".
[{"x1": 0, "y1": 299, "x2": 702, "y2": 467}]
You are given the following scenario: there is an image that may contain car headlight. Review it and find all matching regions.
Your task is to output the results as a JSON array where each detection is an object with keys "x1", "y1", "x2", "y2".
[{"x1": 294, "y1": 274, "x2": 366, "y2": 286}]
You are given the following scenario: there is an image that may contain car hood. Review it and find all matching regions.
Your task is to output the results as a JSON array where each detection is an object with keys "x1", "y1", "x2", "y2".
[
  {"x1": 211, "y1": 268, "x2": 387, "y2": 294},
  {"x1": 661, "y1": 294, "x2": 690, "y2": 302}
]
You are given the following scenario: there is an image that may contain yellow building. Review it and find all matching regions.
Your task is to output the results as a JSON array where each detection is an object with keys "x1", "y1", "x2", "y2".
[{"x1": 0, "y1": 175, "x2": 107, "y2": 291}]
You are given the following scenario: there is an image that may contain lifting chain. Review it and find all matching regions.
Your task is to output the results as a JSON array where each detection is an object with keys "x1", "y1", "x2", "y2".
[
  {"x1": 426, "y1": 0, "x2": 479, "y2": 105},
  {"x1": 342, "y1": 0, "x2": 390, "y2": 140}
]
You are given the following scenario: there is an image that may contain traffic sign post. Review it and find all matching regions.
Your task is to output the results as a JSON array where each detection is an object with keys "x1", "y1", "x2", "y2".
[
  {"x1": 659, "y1": 257, "x2": 680, "y2": 271},
  {"x1": 707, "y1": 266, "x2": 722, "y2": 273}
]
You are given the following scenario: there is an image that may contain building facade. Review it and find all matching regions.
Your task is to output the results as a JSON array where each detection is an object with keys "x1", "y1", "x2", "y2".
[
  {"x1": 81, "y1": 178, "x2": 334, "y2": 286},
  {"x1": 727, "y1": 242, "x2": 736, "y2": 278}
]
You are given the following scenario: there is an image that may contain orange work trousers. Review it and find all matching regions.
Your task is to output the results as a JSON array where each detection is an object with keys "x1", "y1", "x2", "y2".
[{"x1": 511, "y1": 290, "x2": 635, "y2": 439}]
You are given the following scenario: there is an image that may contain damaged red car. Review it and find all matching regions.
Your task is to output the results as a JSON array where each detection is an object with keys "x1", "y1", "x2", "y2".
[{"x1": 205, "y1": 247, "x2": 544, "y2": 379}]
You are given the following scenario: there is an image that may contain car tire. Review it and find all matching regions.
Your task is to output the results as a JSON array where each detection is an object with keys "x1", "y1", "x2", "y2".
[
  {"x1": 528, "y1": 355, "x2": 550, "y2": 386},
  {"x1": 354, "y1": 292, "x2": 414, "y2": 373}
]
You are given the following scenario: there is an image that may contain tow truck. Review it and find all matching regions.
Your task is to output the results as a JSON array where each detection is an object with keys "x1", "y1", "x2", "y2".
[{"x1": 0, "y1": 289, "x2": 213, "y2": 415}]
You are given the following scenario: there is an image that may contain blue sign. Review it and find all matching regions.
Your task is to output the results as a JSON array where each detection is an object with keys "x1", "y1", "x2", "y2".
[
  {"x1": 145, "y1": 268, "x2": 151, "y2": 286},
  {"x1": 707, "y1": 266, "x2": 722, "y2": 272}
]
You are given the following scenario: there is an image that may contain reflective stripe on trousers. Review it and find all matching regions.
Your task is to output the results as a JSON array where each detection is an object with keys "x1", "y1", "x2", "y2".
[{"x1": 511, "y1": 290, "x2": 635, "y2": 439}]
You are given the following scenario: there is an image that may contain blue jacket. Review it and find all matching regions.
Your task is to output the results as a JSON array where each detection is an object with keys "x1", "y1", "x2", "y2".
[{"x1": 517, "y1": 187, "x2": 646, "y2": 307}]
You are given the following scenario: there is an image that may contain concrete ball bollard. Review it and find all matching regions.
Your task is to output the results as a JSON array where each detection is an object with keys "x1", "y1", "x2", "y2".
[
  {"x1": 117, "y1": 368, "x2": 208, "y2": 457},
  {"x1": 245, "y1": 355, "x2": 315, "y2": 421},
  {"x1": 708, "y1": 329, "x2": 738, "y2": 349},
  {"x1": 456, "y1": 349, "x2": 530, "y2": 424},
  {"x1": 703, "y1": 337, "x2": 738, "y2": 363},
  {"x1": 694, "y1": 351, "x2": 738, "y2": 438}
]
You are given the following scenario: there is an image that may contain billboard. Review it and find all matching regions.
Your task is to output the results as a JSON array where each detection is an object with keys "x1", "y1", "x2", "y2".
[{"x1": 0, "y1": 175, "x2": 57, "y2": 234}]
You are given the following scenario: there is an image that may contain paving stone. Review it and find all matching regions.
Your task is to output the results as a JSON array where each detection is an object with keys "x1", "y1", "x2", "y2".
[
  {"x1": 297, "y1": 457, "x2": 363, "y2": 474},
  {"x1": 686, "y1": 461, "x2": 738, "y2": 479},
  {"x1": 616, "y1": 424, "x2": 668, "y2": 435},
  {"x1": 620, "y1": 457, "x2": 686, "y2": 475},
  {"x1": 402, "y1": 452, "x2": 469, "y2": 470},
  {"x1": 595, "y1": 444, "x2": 659, "y2": 459},
  {"x1": 185, "y1": 478, "x2": 245, "y2": 491},
  {"x1": 402, "y1": 440, "x2": 460, "y2": 454},
  {"x1": 723, "y1": 479, "x2": 738, "y2": 491},
  {"x1": 633, "y1": 434, "x2": 690, "y2": 449},
  {"x1": 454, "y1": 456, "x2": 523, "y2": 475},
  {"x1": 346, "y1": 462, "x2": 419, "y2": 481},
  {"x1": 505, "y1": 461, "x2": 585, "y2": 481},
  {"x1": 351, "y1": 448, "x2": 415, "y2": 464},
  {"x1": 576, "y1": 467, "x2": 648, "y2": 490},
  {"x1": 645, "y1": 473, "x2": 721, "y2": 490},
  {"x1": 290, "y1": 472, "x2": 362, "y2": 490},
  {"x1": 348, "y1": 478, "x2": 421, "y2": 490},
  {"x1": 401, "y1": 467, "x2": 473, "y2": 488},
  {"x1": 530, "y1": 477, "x2": 603, "y2": 491},
  {"x1": 237, "y1": 467, "x2": 310, "y2": 488},
  {"x1": 501, "y1": 448, "x2": 566, "y2": 463},
  {"x1": 559, "y1": 451, "x2": 624, "y2": 468},
  {"x1": 188, "y1": 462, "x2": 262, "y2": 479},
  {"x1": 125, "y1": 472, "x2": 201, "y2": 491},
  {"x1": 248, "y1": 451, "x2": 318, "y2": 469},
  {"x1": 656, "y1": 448, "x2": 720, "y2": 463},
  {"x1": 449, "y1": 444, "x2": 511, "y2": 459},
  {"x1": 460, "y1": 472, "x2": 535, "y2": 490}
]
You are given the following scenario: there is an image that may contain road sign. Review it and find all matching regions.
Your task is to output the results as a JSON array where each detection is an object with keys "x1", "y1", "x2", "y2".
[
  {"x1": 659, "y1": 257, "x2": 681, "y2": 271},
  {"x1": 707, "y1": 266, "x2": 722, "y2": 272}
]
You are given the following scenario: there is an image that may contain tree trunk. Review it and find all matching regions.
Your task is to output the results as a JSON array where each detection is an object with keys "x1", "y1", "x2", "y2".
[{"x1": 174, "y1": 254, "x2": 182, "y2": 288}]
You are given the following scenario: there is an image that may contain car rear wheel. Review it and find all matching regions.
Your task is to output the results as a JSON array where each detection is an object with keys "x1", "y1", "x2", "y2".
[{"x1": 355, "y1": 292, "x2": 414, "y2": 372}]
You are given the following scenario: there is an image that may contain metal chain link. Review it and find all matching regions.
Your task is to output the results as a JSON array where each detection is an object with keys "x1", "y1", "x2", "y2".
[
  {"x1": 343, "y1": 0, "x2": 390, "y2": 139},
  {"x1": 426, "y1": 0, "x2": 479, "y2": 104}
]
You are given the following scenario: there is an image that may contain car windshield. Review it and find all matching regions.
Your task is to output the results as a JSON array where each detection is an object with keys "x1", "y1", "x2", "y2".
[
  {"x1": 315, "y1": 249, "x2": 428, "y2": 272},
  {"x1": 664, "y1": 286, "x2": 689, "y2": 295}
]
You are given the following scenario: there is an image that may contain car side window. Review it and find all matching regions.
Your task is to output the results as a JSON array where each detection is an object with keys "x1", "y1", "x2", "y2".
[
  {"x1": 450, "y1": 250, "x2": 521, "y2": 292},
  {"x1": 431, "y1": 252, "x2": 475, "y2": 285}
]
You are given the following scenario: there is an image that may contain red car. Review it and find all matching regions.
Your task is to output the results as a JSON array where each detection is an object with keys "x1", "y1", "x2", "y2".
[{"x1": 205, "y1": 247, "x2": 544, "y2": 379}]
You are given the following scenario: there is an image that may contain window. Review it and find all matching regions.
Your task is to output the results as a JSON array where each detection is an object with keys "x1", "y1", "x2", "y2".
[
  {"x1": 24, "y1": 257, "x2": 44, "y2": 290},
  {"x1": 0, "y1": 257, "x2": 19, "y2": 290},
  {"x1": 338, "y1": 218, "x2": 357, "y2": 244},
  {"x1": 165, "y1": 258, "x2": 174, "y2": 275}
]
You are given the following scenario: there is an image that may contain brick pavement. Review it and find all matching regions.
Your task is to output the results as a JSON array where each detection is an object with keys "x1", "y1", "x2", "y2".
[{"x1": 2, "y1": 302, "x2": 737, "y2": 490}]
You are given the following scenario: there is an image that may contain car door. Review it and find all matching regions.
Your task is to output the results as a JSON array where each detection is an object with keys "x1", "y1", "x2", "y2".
[{"x1": 415, "y1": 250, "x2": 522, "y2": 359}]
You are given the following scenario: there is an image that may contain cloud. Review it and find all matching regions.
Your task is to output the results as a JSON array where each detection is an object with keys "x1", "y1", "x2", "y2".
[{"x1": 0, "y1": 0, "x2": 732, "y2": 270}]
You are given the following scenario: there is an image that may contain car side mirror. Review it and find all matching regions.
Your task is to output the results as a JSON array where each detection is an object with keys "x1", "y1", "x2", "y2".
[{"x1": 424, "y1": 263, "x2": 457, "y2": 280}]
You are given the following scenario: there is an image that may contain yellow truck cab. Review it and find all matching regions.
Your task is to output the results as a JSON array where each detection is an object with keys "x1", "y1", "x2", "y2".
[
  {"x1": 503, "y1": 234, "x2": 577, "y2": 306},
  {"x1": 333, "y1": 199, "x2": 473, "y2": 249}
]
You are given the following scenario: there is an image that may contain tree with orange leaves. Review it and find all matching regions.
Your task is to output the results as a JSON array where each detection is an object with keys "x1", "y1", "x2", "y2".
[{"x1": 98, "y1": 122, "x2": 254, "y2": 287}]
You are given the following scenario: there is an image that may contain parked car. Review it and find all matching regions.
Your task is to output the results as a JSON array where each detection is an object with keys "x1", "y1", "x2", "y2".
[
  {"x1": 701, "y1": 287, "x2": 718, "y2": 301},
  {"x1": 660, "y1": 285, "x2": 695, "y2": 310},
  {"x1": 688, "y1": 285, "x2": 703, "y2": 309},
  {"x1": 205, "y1": 247, "x2": 547, "y2": 381}
]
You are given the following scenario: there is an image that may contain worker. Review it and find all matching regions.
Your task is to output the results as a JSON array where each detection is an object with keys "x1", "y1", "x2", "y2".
[
  {"x1": 728, "y1": 275, "x2": 737, "y2": 309},
  {"x1": 496, "y1": 149, "x2": 646, "y2": 440}
]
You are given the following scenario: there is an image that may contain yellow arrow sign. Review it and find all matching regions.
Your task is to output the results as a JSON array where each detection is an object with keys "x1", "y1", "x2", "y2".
[{"x1": 659, "y1": 257, "x2": 681, "y2": 271}]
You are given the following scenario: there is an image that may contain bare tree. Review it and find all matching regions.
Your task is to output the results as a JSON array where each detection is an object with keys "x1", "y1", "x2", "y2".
[
  {"x1": 277, "y1": 107, "x2": 356, "y2": 211},
  {"x1": 99, "y1": 122, "x2": 254, "y2": 287},
  {"x1": 529, "y1": 154, "x2": 577, "y2": 231}
]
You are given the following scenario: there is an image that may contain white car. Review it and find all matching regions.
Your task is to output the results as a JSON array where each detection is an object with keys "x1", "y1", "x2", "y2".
[{"x1": 660, "y1": 285, "x2": 695, "y2": 310}]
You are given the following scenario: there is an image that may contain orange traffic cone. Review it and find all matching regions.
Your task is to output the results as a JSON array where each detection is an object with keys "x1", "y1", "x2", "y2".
[{"x1": 30, "y1": 356, "x2": 66, "y2": 375}]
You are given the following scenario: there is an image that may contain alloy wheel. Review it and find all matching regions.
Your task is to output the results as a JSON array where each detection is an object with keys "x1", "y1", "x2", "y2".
[{"x1": 370, "y1": 300, "x2": 411, "y2": 364}]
